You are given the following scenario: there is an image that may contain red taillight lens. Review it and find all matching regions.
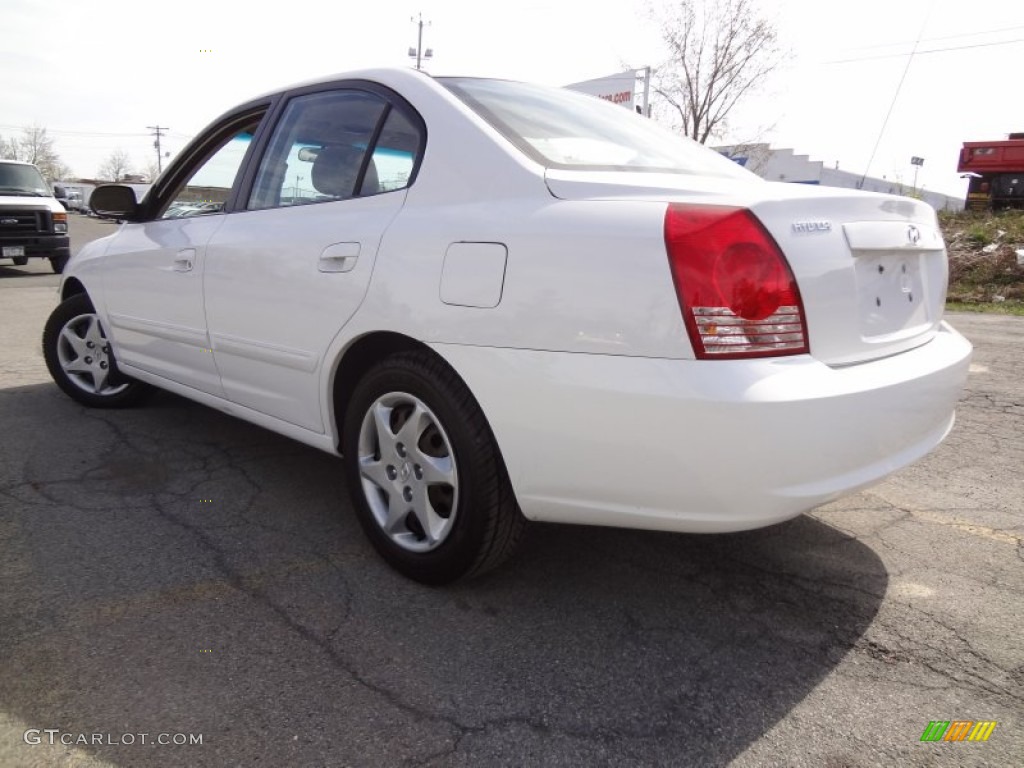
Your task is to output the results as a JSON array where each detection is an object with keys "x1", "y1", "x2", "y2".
[{"x1": 664, "y1": 204, "x2": 809, "y2": 359}]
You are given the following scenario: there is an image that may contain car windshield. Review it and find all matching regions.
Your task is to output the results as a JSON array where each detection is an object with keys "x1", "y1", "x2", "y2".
[
  {"x1": 0, "y1": 162, "x2": 50, "y2": 196},
  {"x1": 439, "y1": 77, "x2": 755, "y2": 178}
]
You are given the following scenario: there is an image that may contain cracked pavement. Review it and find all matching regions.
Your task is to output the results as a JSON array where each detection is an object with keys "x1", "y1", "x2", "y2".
[{"x1": 1, "y1": 226, "x2": 1022, "y2": 767}]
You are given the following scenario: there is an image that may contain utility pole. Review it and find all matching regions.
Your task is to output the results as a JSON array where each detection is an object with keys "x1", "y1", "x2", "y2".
[
  {"x1": 910, "y1": 156, "x2": 925, "y2": 193},
  {"x1": 640, "y1": 66, "x2": 651, "y2": 117},
  {"x1": 148, "y1": 125, "x2": 168, "y2": 174},
  {"x1": 408, "y1": 13, "x2": 433, "y2": 70}
]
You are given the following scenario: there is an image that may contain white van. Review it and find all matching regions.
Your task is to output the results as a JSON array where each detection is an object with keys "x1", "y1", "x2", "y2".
[{"x1": 0, "y1": 160, "x2": 71, "y2": 272}]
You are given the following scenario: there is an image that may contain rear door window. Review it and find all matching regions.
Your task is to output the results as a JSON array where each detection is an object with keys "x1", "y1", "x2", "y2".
[{"x1": 247, "y1": 89, "x2": 423, "y2": 210}]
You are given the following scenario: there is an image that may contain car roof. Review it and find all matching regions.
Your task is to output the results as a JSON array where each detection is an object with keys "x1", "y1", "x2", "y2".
[{"x1": 247, "y1": 66, "x2": 440, "y2": 102}]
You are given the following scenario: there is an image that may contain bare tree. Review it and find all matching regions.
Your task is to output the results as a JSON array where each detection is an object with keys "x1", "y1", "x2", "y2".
[
  {"x1": 649, "y1": 0, "x2": 783, "y2": 144},
  {"x1": 98, "y1": 149, "x2": 133, "y2": 182},
  {"x1": 143, "y1": 159, "x2": 163, "y2": 183},
  {"x1": 0, "y1": 133, "x2": 15, "y2": 159},
  {"x1": 17, "y1": 125, "x2": 55, "y2": 165},
  {"x1": 1, "y1": 125, "x2": 72, "y2": 181}
]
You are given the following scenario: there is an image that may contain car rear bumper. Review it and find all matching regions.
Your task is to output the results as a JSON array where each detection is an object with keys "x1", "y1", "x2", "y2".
[{"x1": 433, "y1": 322, "x2": 972, "y2": 533}]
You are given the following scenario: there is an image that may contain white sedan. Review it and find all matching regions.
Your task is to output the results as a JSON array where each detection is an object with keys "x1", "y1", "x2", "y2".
[{"x1": 42, "y1": 68, "x2": 972, "y2": 583}]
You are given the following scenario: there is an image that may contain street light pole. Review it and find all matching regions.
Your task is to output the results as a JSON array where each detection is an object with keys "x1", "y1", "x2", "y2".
[
  {"x1": 910, "y1": 156, "x2": 925, "y2": 193},
  {"x1": 416, "y1": 15, "x2": 424, "y2": 70},
  {"x1": 409, "y1": 13, "x2": 433, "y2": 70}
]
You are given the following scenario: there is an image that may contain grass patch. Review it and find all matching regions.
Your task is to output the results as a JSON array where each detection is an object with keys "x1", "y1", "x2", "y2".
[
  {"x1": 940, "y1": 209, "x2": 1024, "y2": 304},
  {"x1": 946, "y1": 300, "x2": 1024, "y2": 317},
  {"x1": 939, "y1": 209, "x2": 1024, "y2": 244},
  {"x1": 965, "y1": 224, "x2": 994, "y2": 246}
]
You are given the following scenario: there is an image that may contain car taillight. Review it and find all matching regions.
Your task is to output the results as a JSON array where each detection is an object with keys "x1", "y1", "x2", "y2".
[{"x1": 664, "y1": 204, "x2": 809, "y2": 359}]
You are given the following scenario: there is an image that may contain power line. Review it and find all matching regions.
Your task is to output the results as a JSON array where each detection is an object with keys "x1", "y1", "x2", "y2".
[
  {"x1": 0, "y1": 124, "x2": 150, "y2": 138},
  {"x1": 839, "y1": 23, "x2": 1024, "y2": 52},
  {"x1": 859, "y1": 2, "x2": 934, "y2": 188},
  {"x1": 825, "y1": 36, "x2": 1023, "y2": 65}
]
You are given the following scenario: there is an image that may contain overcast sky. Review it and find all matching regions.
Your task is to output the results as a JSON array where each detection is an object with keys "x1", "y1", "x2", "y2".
[{"x1": 3, "y1": 0, "x2": 1022, "y2": 198}]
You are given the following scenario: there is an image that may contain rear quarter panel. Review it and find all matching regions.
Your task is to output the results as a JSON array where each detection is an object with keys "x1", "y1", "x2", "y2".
[{"x1": 347, "y1": 196, "x2": 690, "y2": 358}]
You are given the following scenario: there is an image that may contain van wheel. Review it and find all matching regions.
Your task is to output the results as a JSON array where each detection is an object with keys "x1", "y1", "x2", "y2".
[{"x1": 12, "y1": 256, "x2": 28, "y2": 266}]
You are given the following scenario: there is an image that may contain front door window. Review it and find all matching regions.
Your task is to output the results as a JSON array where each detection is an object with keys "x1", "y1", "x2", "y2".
[{"x1": 160, "y1": 122, "x2": 259, "y2": 219}]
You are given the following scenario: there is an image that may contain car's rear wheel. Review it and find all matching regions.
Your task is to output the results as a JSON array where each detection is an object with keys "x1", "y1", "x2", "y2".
[
  {"x1": 342, "y1": 350, "x2": 525, "y2": 584},
  {"x1": 42, "y1": 293, "x2": 151, "y2": 408}
]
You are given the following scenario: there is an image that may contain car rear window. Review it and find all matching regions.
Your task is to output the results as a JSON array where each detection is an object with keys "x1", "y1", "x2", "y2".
[{"x1": 438, "y1": 77, "x2": 755, "y2": 178}]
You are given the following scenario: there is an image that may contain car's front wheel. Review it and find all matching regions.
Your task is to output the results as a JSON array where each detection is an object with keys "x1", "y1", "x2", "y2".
[
  {"x1": 50, "y1": 255, "x2": 69, "y2": 274},
  {"x1": 342, "y1": 351, "x2": 525, "y2": 584},
  {"x1": 42, "y1": 293, "x2": 151, "y2": 408}
]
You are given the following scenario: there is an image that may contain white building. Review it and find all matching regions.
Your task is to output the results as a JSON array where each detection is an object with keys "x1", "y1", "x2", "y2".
[{"x1": 714, "y1": 143, "x2": 963, "y2": 211}]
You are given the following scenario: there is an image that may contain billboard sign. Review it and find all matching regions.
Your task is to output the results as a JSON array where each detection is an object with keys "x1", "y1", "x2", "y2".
[{"x1": 566, "y1": 71, "x2": 637, "y2": 111}]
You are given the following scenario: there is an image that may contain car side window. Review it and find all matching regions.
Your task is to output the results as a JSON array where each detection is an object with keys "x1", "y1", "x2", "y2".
[
  {"x1": 370, "y1": 108, "x2": 422, "y2": 193},
  {"x1": 247, "y1": 90, "x2": 420, "y2": 210},
  {"x1": 159, "y1": 120, "x2": 260, "y2": 220}
]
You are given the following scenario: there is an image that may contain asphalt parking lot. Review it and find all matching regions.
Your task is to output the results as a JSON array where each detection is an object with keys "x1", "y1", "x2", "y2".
[{"x1": 0, "y1": 216, "x2": 1021, "y2": 767}]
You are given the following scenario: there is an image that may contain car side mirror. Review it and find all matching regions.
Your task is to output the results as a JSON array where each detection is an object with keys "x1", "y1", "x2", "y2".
[{"x1": 90, "y1": 184, "x2": 141, "y2": 221}]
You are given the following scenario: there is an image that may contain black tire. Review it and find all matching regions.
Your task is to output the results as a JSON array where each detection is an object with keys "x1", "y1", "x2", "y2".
[
  {"x1": 12, "y1": 256, "x2": 28, "y2": 266},
  {"x1": 341, "y1": 350, "x2": 526, "y2": 584},
  {"x1": 42, "y1": 293, "x2": 152, "y2": 408},
  {"x1": 50, "y1": 255, "x2": 69, "y2": 274}
]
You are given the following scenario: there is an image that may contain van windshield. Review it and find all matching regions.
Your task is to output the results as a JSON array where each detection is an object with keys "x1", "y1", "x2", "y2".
[
  {"x1": 0, "y1": 162, "x2": 50, "y2": 196},
  {"x1": 438, "y1": 77, "x2": 754, "y2": 178}
]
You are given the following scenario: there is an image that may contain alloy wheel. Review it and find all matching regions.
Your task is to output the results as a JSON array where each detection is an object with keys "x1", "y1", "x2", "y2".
[
  {"x1": 55, "y1": 313, "x2": 129, "y2": 396},
  {"x1": 356, "y1": 391, "x2": 459, "y2": 552}
]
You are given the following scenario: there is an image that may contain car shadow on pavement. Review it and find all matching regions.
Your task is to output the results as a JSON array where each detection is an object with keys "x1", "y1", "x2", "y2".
[
  {"x1": 0, "y1": 384, "x2": 887, "y2": 767},
  {"x1": 0, "y1": 265, "x2": 51, "y2": 279}
]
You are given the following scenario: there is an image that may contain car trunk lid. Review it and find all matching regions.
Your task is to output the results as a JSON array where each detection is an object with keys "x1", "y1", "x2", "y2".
[
  {"x1": 545, "y1": 170, "x2": 948, "y2": 366},
  {"x1": 751, "y1": 193, "x2": 947, "y2": 366}
]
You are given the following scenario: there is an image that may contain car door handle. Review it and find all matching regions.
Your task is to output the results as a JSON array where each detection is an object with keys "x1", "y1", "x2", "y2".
[
  {"x1": 318, "y1": 242, "x2": 360, "y2": 273},
  {"x1": 173, "y1": 248, "x2": 195, "y2": 272}
]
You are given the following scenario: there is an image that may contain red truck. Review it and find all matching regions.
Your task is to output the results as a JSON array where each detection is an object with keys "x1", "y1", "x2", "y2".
[{"x1": 957, "y1": 133, "x2": 1024, "y2": 211}]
